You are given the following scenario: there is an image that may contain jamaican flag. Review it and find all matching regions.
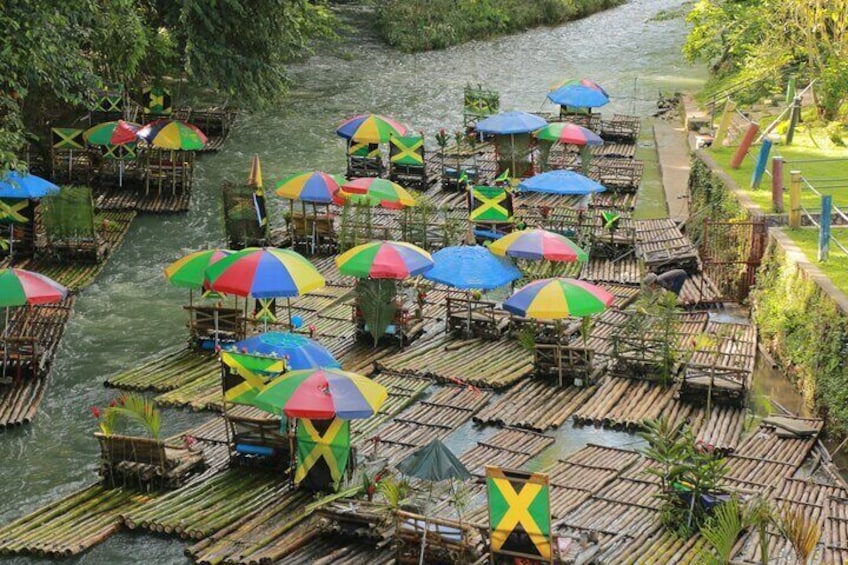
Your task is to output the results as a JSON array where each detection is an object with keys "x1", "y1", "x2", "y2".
[
  {"x1": 295, "y1": 418, "x2": 351, "y2": 492},
  {"x1": 220, "y1": 350, "x2": 285, "y2": 405},
  {"x1": 469, "y1": 185, "x2": 513, "y2": 223},
  {"x1": 486, "y1": 466, "x2": 552, "y2": 562},
  {"x1": 0, "y1": 199, "x2": 28, "y2": 225}
]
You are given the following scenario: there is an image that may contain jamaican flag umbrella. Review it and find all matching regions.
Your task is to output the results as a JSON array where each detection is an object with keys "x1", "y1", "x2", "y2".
[{"x1": 138, "y1": 119, "x2": 208, "y2": 150}]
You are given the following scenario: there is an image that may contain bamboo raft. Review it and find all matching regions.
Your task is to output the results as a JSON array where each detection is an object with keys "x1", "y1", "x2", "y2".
[
  {"x1": 172, "y1": 106, "x2": 238, "y2": 152},
  {"x1": 0, "y1": 485, "x2": 153, "y2": 558},
  {"x1": 121, "y1": 468, "x2": 290, "y2": 540},
  {"x1": 367, "y1": 385, "x2": 491, "y2": 464},
  {"x1": 104, "y1": 347, "x2": 217, "y2": 392},
  {"x1": 581, "y1": 257, "x2": 644, "y2": 284},
  {"x1": 94, "y1": 187, "x2": 192, "y2": 214},
  {"x1": 681, "y1": 321, "x2": 757, "y2": 405},
  {"x1": 20, "y1": 210, "x2": 136, "y2": 291},
  {"x1": 376, "y1": 333, "x2": 533, "y2": 389},
  {"x1": 635, "y1": 218, "x2": 700, "y2": 273},
  {"x1": 184, "y1": 489, "x2": 315, "y2": 564},
  {"x1": 459, "y1": 427, "x2": 555, "y2": 476},
  {"x1": 473, "y1": 379, "x2": 597, "y2": 431},
  {"x1": 0, "y1": 297, "x2": 75, "y2": 427}
]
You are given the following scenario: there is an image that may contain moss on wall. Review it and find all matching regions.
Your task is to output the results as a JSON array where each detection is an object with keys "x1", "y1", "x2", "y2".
[{"x1": 751, "y1": 238, "x2": 848, "y2": 436}]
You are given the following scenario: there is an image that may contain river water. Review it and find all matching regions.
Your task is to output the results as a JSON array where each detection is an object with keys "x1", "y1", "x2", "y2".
[{"x1": 0, "y1": 2, "x2": 713, "y2": 563}]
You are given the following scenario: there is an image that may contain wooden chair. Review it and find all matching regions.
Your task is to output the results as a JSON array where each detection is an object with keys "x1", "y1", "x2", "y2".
[
  {"x1": 95, "y1": 432, "x2": 205, "y2": 489},
  {"x1": 225, "y1": 410, "x2": 289, "y2": 468}
]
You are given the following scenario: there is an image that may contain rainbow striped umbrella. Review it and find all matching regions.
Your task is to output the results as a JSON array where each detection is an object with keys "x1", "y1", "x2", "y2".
[
  {"x1": 339, "y1": 177, "x2": 416, "y2": 209},
  {"x1": 253, "y1": 368, "x2": 387, "y2": 419},
  {"x1": 336, "y1": 114, "x2": 407, "y2": 143},
  {"x1": 0, "y1": 269, "x2": 68, "y2": 307},
  {"x1": 275, "y1": 171, "x2": 342, "y2": 204},
  {"x1": 205, "y1": 247, "x2": 325, "y2": 298},
  {"x1": 503, "y1": 278, "x2": 613, "y2": 320},
  {"x1": 164, "y1": 249, "x2": 233, "y2": 289},
  {"x1": 534, "y1": 123, "x2": 603, "y2": 146},
  {"x1": 336, "y1": 241, "x2": 433, "y2": 280},
  {"x1": 548, "y1": 79, "x2": 609, "y2": 108},
  {"x1": 489, "y1": 228, "x2": 588, "y2": 262},
  {"x1": 138, "y1": 119, "x2": 208, "y2": 150},
  {"x1": 83, "y1": 120, "x2": 141, "y2": 146}
]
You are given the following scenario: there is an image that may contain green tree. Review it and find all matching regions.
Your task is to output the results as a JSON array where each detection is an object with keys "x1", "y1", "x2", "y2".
[{"x1": 0, "y1": 1, "x2": 336, "y2": 171}]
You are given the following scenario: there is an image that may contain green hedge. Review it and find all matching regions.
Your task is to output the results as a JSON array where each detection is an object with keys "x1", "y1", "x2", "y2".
[
  {"x1": 687, "y1": 156, "x2": 743, "y2": 246},
  {"x1": 375, "y1": 0, "x2": 626, "y2": 52},
  {"x1": 752, "y1": 238, "x2": 848, "y2": 436}
]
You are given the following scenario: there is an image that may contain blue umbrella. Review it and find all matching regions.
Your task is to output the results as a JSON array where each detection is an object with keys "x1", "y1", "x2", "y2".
[
  {"x1": 0, "y1": 171, "x2": 60, "y2": 199},
  {"x1": 230, "y1": 332, "x2": 341, "y2": 371},
  {"x1": 424, "y1": 245, "x2": 521, "y2": 336},
  {"x1": 424, "y1": 245, "x2": 521, "y2": 290},
  {"x1": 475, "y1": 111, "x2": 547, "y2": 135},
  {"x1": 548, "y1": 79, "x2": 610, "y2": 108},
  {"x1": 519, "y1": 170, "x2": 605, "y2": 195}
]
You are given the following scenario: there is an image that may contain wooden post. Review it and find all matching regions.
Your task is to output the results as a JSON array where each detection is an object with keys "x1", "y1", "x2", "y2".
[
  {"x1": 730, "y1": 123, "x2": 760, "y2": 169},
  {"x1": 819, "y1": 195, "x2": 832, "y2": 262},
  {"x1": 772, "y1": 156, "x2": 784, "y2": 213},
  {"x1": 789, "y1": 171, "x2": 802, "y2": 229},
  {"x1": 750, "y1": 138, "x2": 772, "y2": 189},
  {"x1": 785, "y1": 97, "x2": 802, "y2": 146},
  {"x1": 785, "y1": 77, "x2": 796, "y2": 104},
  {"x1": 713, "y1": 99, "x2": 736, "y2": 147}
]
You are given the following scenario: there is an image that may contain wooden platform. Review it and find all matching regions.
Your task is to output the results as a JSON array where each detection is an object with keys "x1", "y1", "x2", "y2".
[
  {"x1": 94, "y1": 187, "x2": 192, "y2": 213},
  {"x1": 473, "y1": 379, "x2": 597, "y2": 431}
]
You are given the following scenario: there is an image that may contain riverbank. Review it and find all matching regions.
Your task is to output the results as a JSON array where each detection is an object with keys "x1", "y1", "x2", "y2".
[
  {"x1": 681, "y1": 94, "x2": 848, "y2": 438},
  {"x1": 374, "y1": 0, "x2": 627, "y2": 52}
]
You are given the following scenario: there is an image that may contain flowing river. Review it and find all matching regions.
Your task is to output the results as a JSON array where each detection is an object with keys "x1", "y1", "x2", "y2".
[{"x1": 0, "y1": 2, "x2": 714, "y2": 562}]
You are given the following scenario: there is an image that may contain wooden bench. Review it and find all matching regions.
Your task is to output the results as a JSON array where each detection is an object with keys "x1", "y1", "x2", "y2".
[
  {"x1": 184, "y1": 305, "x2": 245, "y2": 344},
  {"x1": 289, "y1": 211, "x2": 336, "y2": 254},
  {"x1": 445, "y1": 296, "x2": 507, "y2": 339},
  {"x1": 225, "y1": 410, "x2": 289, "y2": 468},
  {"x1": 95, "y1": 432, "x2": 205, "y2": 489}
]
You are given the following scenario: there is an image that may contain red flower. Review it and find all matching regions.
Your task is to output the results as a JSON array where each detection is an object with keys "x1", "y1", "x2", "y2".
[
  {"x1": 109, "y1": 400, "x2": 117, "y2": 408},
  {"x1": 90, "y1": 406, "x2": 101, "y2": 419}
]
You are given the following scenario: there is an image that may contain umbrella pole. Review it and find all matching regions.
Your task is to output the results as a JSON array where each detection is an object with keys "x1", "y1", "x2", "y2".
[
  {"x1": 9, "y1": 224, "x2": 13, "y2": 259},
  {"x1": 119, "y1": 159, "x2": 124, "y2": 188},
  {"x1": 2, "y1": 306, "x2": 9, "y2": 378},
  {"x1": 287, "y1": 297, "x2": 293, "y2": 330},
  {"x1": 419, "y1": 482, "x2": 434, "y2": 565}
]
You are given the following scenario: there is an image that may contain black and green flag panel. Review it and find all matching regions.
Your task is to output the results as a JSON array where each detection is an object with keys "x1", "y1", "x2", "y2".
[
  {"x1": 142, "y1": 85, "x2": 172, "y2": 115},
  {"x1": 0, "y1": 199, "x2": 29, "y2": 225},
  {"x1": 51, "y1": 128, "x2": 85, "y2": 150},
  {"x1": 486, "y1": 466, "x2": 552, "y2": 562},
  {"x1": 295, "y1": 418, "x2": 351, "y2": 492}
]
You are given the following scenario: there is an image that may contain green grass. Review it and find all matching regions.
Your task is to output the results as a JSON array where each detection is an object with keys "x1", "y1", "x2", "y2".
[
  {"x1": 706, "y1": 129, "x2": 848, "y2": 213},
  {"x1": 784, "y1": 227, "x2": 848, "y2": 294}
]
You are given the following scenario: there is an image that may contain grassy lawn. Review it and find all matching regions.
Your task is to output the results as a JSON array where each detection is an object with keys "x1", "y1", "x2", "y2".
[
  {"x1": 708, "y1": 143, "x2": 848, "y2": 213},
  {"x1": 784, "y1": 227, "x2": 848, "y2": 294}
]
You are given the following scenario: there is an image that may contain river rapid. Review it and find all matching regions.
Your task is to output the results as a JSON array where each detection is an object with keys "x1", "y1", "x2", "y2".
[{"x1": 1, "y1": 2, "x2": 707, "y2": 562}]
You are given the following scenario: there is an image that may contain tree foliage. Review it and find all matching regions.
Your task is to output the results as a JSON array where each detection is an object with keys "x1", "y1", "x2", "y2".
[
  {"x1": 0, "y1": 0, "x2": 336, "y2": 170},
  {"x1": 684, "y1": 0, "x2": 848, "y2": 119}
]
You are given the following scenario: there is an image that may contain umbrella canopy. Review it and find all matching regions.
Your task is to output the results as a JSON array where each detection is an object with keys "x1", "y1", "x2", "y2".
[
  {"x1": 475, "y1": 111, "x2": 547, "y2": 135},
  {"x1": 336, "y1": 114, "x2": 407, "y2": 143},
  {"x1": 253, "y1": 367, "x2": 387, "y2": 419},
  {"x1": 0, "y1": 268, "x2": 68, "y2": 307},
  {"x1": 519, "y1": 170, "x2": 605, "y2": 196},
  {"x1": 548, "y1": 79, "x2": 610, "y2": 108},
  {"x1": 339, "y1": 177, "x2": 417, "y2": 209},
  {"x1": 336, "y1": 241, "x2": 433, "y2": 280},
  {"x1": 164, "y1": 249, "x2": 233, "y2": 289},
  {"x1": 231, "y1": 332, "x2": 341, "y2": 371},
  {"x1": 534, "y1": 123, "x2": 603, "y2": 146},
  {"x1": 424, "y1": 245, "x2": 521, "y2": 290},
  {"x1": 83, "y1": 120, "x2": 140, "y2": 146},
  {"x1": 0, "y1": 171, "x2": 60, "y2": 199},
  {"x1": 397, "y1": 439, "x2": 472, "y2": 482},
  {"x1": 503, "y1": 277, "x2": 613, "y2": 320},
  {"x1": 138, "y1": 119, "x2": 208, "y2": 150},
  {"x1": 275, "y1": 171, "x2": 342, "y2": 204},
  {"x1": 489, "y1": 228, "x2": 588, "y2": 263},
  {"x1": 205, "y1": 247, "x2": 325, "y2": 298}
]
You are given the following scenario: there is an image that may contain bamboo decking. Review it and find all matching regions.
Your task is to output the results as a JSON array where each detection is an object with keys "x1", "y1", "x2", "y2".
[
  {"x1": 0, "y1": 485, "x2": 153, "y2": 558},
  {"x1": 474, "y1": 379, "x2": 597, "y2": 431},
  {"x1": 94, "y1": 188, "x2": 192, "y2": 214}
]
